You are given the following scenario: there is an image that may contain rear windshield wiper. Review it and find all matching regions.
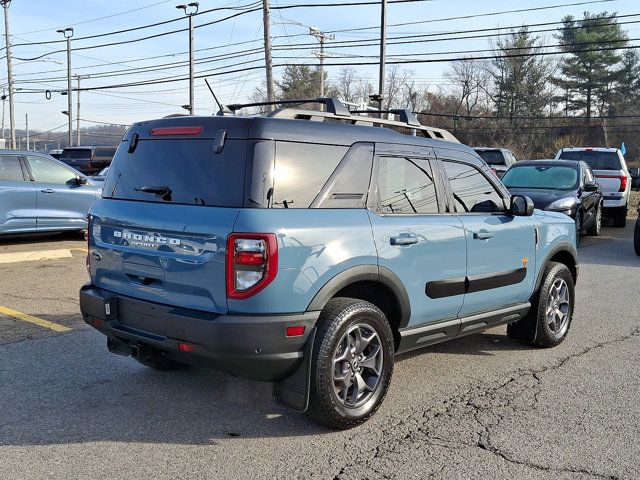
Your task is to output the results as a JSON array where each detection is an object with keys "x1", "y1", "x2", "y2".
[{"x1": 135, "y1": 185, "x2": 172, "y2": 201}]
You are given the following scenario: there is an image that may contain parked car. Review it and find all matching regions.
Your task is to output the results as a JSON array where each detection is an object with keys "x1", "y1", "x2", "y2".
[
  {"x1": 89, "y1": 166, "x2": 110, "y2": 183},
  {"x1": 59, "y1": 145, "x2": 117, "y2": 175},
  {"x1": 501, "y1": 160, "x2": 602, "y2": 247},
  {"x1": 0, "y1": 150, "x2": 101, "y2": 235},
  {"x1": 79, "y1": 98, "x2": 578, "y2": 429},
  {"x1": 48, "y1": 149, "x2": 63, "y2": 159},
  {"x1": 555, "y1": 147, "x2": 631, "y2": 227},
  {"x1": 635, "y1": 205, "x2": 640, "y2": 256},
  {"x1": 630, "y1": 167, "x2": 640, "y2": 189},
  {"x1": 472, "y1": 147, "x2": 517, "y2": 177}
]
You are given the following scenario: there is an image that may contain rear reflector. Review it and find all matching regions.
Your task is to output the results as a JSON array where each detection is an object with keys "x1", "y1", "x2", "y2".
[
  {"x1": 150, "y1": 126, "x2": 203, "y2": 136},
  {"x1": 92, "y1": 318, "x2": 104, "y2": 328},
  {"x1": 286, "y1": 326, "x2": 306, "y2": 337},
  {"x1": 178, "y1": 342, "x2": 195, "y2": 352}
]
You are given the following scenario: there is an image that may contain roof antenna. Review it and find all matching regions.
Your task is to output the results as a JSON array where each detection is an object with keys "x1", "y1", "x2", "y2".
[{"x1": 205, "y1": 78, "x2": 232, "y2": 115}]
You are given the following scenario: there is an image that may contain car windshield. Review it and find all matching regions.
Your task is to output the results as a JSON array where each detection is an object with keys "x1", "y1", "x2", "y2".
[
  {"x1": 475, "y1": 150, "x2": 506, "y2": 165},
  {"x1": 61, "y1": 148, "x2": 92, "y2": 159},
  {"x1": 558, "y1": 150, "x2": 621, "y2": 170},
  {"x1": 501, "y1": 165, "x2": 579, "y2": 190}
]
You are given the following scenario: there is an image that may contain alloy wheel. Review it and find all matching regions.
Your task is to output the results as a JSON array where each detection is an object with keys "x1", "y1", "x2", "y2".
[{"x1": 546, "y1": 278, "x2": 571, "y2": 338}]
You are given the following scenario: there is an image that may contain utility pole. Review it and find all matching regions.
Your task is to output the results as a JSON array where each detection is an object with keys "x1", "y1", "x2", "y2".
[
  {"x1": 2, "y1": 0, "x2": 16, "y2": 149},
  {"x1": 309, "y1": 27, "x2": 334, "y2": 98},
  {"x1": 24, "y1": 112, "x2": 28, "y2": 150},
  {"x1": 1, "y1": 85, "x2": 5, "y2": 143},
  {"x1": 75, "y1": 74, "x2": 87, "y2": 145},
  {"x1": 57, "y1": 27, "x2": 73, "y2": 147},
  {"x1": 378, "y1": 0, "x2": 387, "y2": 112},
  {"x1": 176, "y1": 3, "x2": 199, "y2": 115},
  {"x1": 262, "y1": 0, "x2": 275, "y2": 110}
]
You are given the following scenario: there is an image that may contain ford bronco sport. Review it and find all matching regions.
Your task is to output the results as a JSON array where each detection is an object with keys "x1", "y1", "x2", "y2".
[{"x1": 80, "y1": 98, "x2": 578, "y2": 429}]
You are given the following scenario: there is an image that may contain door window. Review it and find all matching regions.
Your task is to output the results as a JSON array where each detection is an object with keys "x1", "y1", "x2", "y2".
[
  {"x1": 443, "y1": 161, "x2": 505, "y2": 213},
  {"x1": 377, "y1": 156, "x2": 439, "y2": 214},
  {"x1": 27, "y1": 156, "x2": 77, "y2": 184},
  {"x1": 0, "y1": 155, "x2": 24, "y2": 181}
]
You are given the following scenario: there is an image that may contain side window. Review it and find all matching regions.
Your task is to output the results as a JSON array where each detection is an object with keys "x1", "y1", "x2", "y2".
[
  {"x1": 26, "y1": 156, "x2": 77, "y2": 184},
  {"x1": 443, "y1": 161, "x2": 505, "y2": 213},
  {"x1": 377, "y1": 156, "x2": 439, "y2": 214},
  {"x1": 0, "y1": 155, "x2": 24, "y2": 181},
  {"x1": 584, "y1": 166, "x2": 595, "y2": 184},
  {"x1": 272, "y1": 142, "x2": 348, "y2": 208}
]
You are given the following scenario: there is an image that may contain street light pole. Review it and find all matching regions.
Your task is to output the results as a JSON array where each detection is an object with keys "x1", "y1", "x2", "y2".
[
  {"x1": 378, "y1": 0, "x2": 387, "y2": 112},
  {"x1": 176, "y1": 3, "x2": 199, "y2": 115},
  {"x1": 75, "y1": 74, "x2": 87, "y2": 146},
  {"x1": 309, "y1": 27, "x2": 334, "y2": 98},
  {"x1": 2, "y1": 0, "x2": 16, "y2": 149},
  {"x1": 57, "y1": 27, "x2": 74, "y2": 147}
]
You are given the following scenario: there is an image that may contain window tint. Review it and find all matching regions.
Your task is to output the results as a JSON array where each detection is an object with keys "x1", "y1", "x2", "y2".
[
  {"x1": 272, "y1": 142, "x2": 348, "y2": 208},
  {"x1": 95, "y1": 147, "x2": 116, "y2": 157},
  {"x1": 377, "y1": 156, "x2": 439, "y2": 214},
  {"x1": 102, "y1": 139, "x2": 246, "y2": 207},
  {"x1": 0, "y1": 155, "x2": 24, "y2": 181},
  {"x1": 474, "y1": 149, "x2": 506, "y2": 166},
  {"x1": 61, "y1": 148, "x2": 92, "y2": 159},
  {"x1": 27, "y1": 156, "x2": 76, "y2": 184},
  {"x1": 443, "y1": 161, "x2": 505, "y2": 213},
  {"x1": 558, "y1": 151, "x2": 621, "y2": 170}
]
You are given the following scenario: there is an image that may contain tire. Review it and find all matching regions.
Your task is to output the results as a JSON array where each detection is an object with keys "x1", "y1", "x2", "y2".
[
  {"x1": 574, "y1": 213, "x2": 582, "y2": 247},
  {"x1": 634, "y1": 217, "x2": 640, "y2": 256},
  {"x1": 306, "y1": 297, "x2": 395, "y2": 430},
  {"x1": 612, "y1": 206, "x2": 627, "y2": 228},
  {"x1": 586, "y1": 203, "x2": 602, "y2": 236},
  {"x1": 507, "y1": 262, "x2": 575, "y2": 348}
]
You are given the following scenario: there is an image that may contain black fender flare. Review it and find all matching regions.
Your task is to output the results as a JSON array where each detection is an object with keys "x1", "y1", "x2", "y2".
[
  {"x1": 306, "y1": 265, "x2": 412, "y2": 328},
  {"x1": 533, "y1": 242, "x2": 578, "y2": 295}
]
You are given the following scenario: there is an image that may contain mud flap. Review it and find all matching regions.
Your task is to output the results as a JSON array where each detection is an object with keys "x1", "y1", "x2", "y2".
[{"x1": 273, "y1": 327, "x2": 316, "y2": 412}]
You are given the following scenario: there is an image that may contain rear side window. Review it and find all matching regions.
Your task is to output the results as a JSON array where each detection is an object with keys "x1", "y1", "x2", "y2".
[
  {"x1": 102, "y1": 139, "x2": 246, "y2": 207},
  {"x1": 61, "y1": 148, "x2": 92, "y2": 159},
  {"x1": 272, "y1": 142, "x2": 348, "y2": 208},
  {"x1": 559, "y1": 151, "x2": 621, "y2": 170},
  {"x1": 0, "y1": 155, "x2": 24, "y2": 181},
  {"x1": 377, "y1": 156, "x2": 439, "y2": 214},
  {"x1": 443, "y1": 161, "x2": 505, "y2": 213},
  {"x1": 475, "y1": 150, "x2": 506, "y2": 166}
]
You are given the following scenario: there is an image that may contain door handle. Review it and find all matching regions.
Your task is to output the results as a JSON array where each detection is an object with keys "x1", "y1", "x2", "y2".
[
  {"x1": 40, "y1": 188, "x2": 55, "y2": 194},
  {"x1": 473, "y1": 230, "x2": 494, "y2": 240},
  {"x1": 390, "y1": 236, "x2": 418, "y2": 246}
]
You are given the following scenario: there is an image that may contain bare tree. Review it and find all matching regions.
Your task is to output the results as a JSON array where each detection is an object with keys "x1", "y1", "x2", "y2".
[
  {"x1": 445, "y1": 58, "x2": 490, "y2": 116},
  {"x1": 385, "y1": 65, "x2": 412, "y2": 109}
]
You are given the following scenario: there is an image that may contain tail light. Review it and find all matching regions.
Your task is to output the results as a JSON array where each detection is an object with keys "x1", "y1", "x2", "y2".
[
  {"x1": 226, "y1": 233, "x2": 278, "y2": 300},
  {"x1": 597, "y1": 175, "x2": 628, "y2": 192}
]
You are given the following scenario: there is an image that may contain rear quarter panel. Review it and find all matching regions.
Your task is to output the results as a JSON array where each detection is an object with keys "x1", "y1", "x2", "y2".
[{"x1": 230, "y1": 209, "x2": 377, "y2": 314}]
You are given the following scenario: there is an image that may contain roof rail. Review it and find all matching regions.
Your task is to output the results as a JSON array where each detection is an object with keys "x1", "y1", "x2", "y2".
[
  {"x1": 349, "y1": 109, "x2": 421, "y2": 127},
  {"x1": 224, "y1": 98, "x2": 351, "y2": 116}
]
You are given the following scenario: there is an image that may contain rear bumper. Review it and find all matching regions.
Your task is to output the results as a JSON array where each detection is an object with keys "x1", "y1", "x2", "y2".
[{"x1": 79, "y1": 284, "x2": 319, "y2": 381}]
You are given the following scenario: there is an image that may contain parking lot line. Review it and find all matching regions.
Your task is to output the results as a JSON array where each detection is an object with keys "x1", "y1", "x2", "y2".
[
  {"x1": 0, "y1": 249, "x2": 73, "y2": 265},
  {"x1": 0, "y1": 306, "x2": 72, "y2": 332}
]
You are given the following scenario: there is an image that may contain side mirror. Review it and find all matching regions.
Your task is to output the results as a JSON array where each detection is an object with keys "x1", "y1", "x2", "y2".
[
  {"x1": 75, "y1": 176, "x2": 88, "y2": 185},
  {"x1": 510, "y1": 194, "x2": 534, "y2": 217},
  {"x1": 584, "y1": 182, "x2": 598, "y2": 192}
]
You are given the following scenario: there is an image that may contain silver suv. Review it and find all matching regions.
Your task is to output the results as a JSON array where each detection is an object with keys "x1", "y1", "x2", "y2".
[{"x1": 555, "y1": 147, "x2": 631, "y2": 227}]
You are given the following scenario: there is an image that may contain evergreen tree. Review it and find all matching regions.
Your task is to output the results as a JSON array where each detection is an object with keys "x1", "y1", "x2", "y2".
[{"x1": 276, "y1": 65, "x2": 326, "y2": 100}]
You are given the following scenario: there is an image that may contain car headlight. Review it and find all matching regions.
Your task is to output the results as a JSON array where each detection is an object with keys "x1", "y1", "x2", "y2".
[{"x1": 546, "y1": 197, "x2": 576, "y2": 211}]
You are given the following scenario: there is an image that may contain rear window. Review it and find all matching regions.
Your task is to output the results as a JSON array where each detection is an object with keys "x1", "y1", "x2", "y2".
[
  {"x1": 94, "y1": 147, "x2": 116, "y2": 158},
  {"x1": 102, "y1": 139, "x2": 246, "y2": 207},
  {"x1": 558, "y1": 150, "x2": 621, "y2": 170},
  {"x1": 61, "y1": 148, "x2": 92, "y2": 159},
  {"x1": 474, "y1": 150, "x2": 506, "y2": 166}
]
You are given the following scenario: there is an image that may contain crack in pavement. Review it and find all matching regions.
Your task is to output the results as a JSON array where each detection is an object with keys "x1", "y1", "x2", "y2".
[{"x1": 334, "y1": 327, "x2": 640, "y2": 480}]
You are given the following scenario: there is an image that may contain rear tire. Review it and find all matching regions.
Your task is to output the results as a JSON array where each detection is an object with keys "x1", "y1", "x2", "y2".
[
  {"x1": 612, "y1": 206, "x2": 627, "y2": 228},
  {"x1": 634, "y1": 217, "x2": 640, "y2": 256},
  {"x1": 306, "y1": 297, "x2": 395, "y2": 430},
  {"x1": 586, "y1": 203, "x2": 601, "y2": 236},
  {"x1": 507, "y1": 262, "x2": 575, "y2": 348}
]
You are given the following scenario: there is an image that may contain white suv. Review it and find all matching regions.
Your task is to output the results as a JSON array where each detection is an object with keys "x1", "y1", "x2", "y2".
[{"x1": 555, "y1": 147, "x2": 631, "y2": 227}]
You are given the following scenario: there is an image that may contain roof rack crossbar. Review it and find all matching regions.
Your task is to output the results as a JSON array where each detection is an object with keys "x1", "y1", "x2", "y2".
[
  {"x1": 349, "y1": 109, "x2": 421, "y2": 127},
  {"x1": 225, "y1": 97, "x2": 351, "y2": 116}
]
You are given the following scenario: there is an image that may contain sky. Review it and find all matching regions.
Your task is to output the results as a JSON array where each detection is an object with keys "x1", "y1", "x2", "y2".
[{"x1": 1, "y1": 0, "x2": 639, "y2": 137}]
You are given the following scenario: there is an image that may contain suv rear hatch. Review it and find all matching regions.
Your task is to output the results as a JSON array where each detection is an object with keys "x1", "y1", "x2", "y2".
[
  {"x1": 60, "y1": 147, "x2": 93, "y2": 174},
  {"x1": 89, "y1": 118, "x2": 252, "y2": 314},
  {"x1": 558, "y1": 149, "x2": 627, "y2": 193},
  {"x1": 474, "y1": 149, "x2": 507, "y2": 174}
]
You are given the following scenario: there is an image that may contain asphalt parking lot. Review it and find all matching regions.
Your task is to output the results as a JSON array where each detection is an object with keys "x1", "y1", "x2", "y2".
[{"x1": 0, "y1": 221, "x2": 638, "y2": 480}]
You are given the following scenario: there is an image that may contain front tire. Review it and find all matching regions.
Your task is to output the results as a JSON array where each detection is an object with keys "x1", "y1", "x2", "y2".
[
  {"x1": 306, "y1": 298, "x2": 395, "y2": 429},
  {"x1": 586, "y1": 203, "x2": 602, "y2": 236},
  {"x1": 612, "y1": 205, "x2": 627, "y2": 228},
  {"x1": 634, "y1": 217, "x2": 640, "y2": 256},
  {"x1": 507, "y1": 262, "x2": 575, "y2": 348},
  {"x1": 574, "y1": 213, "x2": 582, "y2": 247}
]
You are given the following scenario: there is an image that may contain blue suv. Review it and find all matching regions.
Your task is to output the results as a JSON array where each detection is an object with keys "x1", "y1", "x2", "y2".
[{"x1": 80, "y1": 99, "x2": 578, "y2": 429}]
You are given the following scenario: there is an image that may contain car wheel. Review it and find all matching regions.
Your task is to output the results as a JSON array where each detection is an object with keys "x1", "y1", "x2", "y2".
[
  {"x1": 634, "y1": 217, "x2": 640, "y2": 256},
  {"x1": 306, "y1": 297, "x2": 395, "y2": 430},
  {"x1": 507, "y1": 262, "x2": 574, "y2": 348},
  {"x1": 612, "y1": 206, "x2": 627, "y2": 228},
  {"x1": 574, "y1": 213, "x2": 582, "y2": 247},
  {"x1": 586, "y1": 203, "x2": 602, "y2": 236}
]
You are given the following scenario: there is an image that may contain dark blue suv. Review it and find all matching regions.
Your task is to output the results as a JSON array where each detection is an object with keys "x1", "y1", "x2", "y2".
[{"x1": 80, "y1": 99, "x2": 578, "y2": 429}]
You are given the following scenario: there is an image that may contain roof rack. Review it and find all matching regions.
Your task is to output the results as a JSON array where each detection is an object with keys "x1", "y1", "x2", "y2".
[{"x1": 221, "y1": 97, "x2": 459, "y2": 143}]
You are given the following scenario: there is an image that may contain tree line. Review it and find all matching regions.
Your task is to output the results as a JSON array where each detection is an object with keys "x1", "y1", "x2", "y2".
[{"x1": 258, "y1": 11, "x2": 640, "y2": 162}]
